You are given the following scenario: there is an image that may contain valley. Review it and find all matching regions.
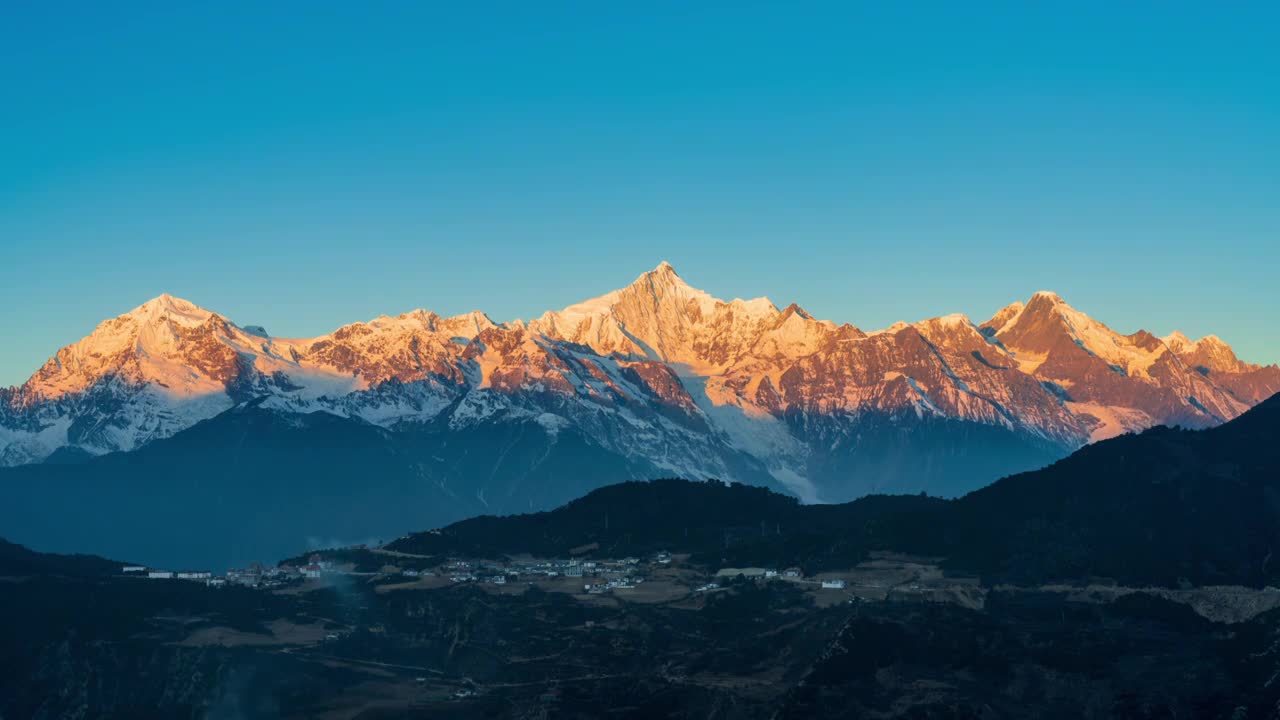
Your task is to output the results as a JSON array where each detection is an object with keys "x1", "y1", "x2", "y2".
[
  {"x1": 5, "y1": 394, "x2": 1280, "y2": 717},
  {"x1": 7, "y1": 522, "x2": 1280, "y2": 718}
]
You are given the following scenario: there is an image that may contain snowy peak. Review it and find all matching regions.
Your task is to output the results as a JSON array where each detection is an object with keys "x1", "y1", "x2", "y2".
[
  {"x1": 914, "y1": 313, "x2": 974, "y2": 333},
  {"x1": 982, "y1": 290, "x2": 1258, "y2": 434},
  {"x1": 2, "y1": 265, "x2": 1275, "y2": 472},
  {"x1": 980, "y1": 301, "x2": 1024, "y2": 337},
  {"x1": 1020, "y1": 289, "x2": 1073, "y2": 320},
  {"x1": 627, "y1": 260, "x2": 700, "y2": 297},
  {"x1": 448, "y1": 310, "x2": 499, "y2": 337},
  {"x1": 1029, "y1": 290, "x2": 1065, "y2": 304},
  {"x1": 361, "y1": 308, "x2": 496, "y2": 339},
  {"x1": 1172, "y1": 336, "x2": 1280, "y2": 404},
  {"x1": 1167, "y1": 333, "x2": 1246, "y2": 374},
  {"x1": 742, "y1": 302, "x2": 834, "y2": 360},
  {"x1": 125, "y1": 293, "x2": 216, "y2": 328},
  {"x1": 21, "y1": 294, "x2": 235, "y2": 402},
  {"x1": 993, "y1": 290, "x2": 1119, "y2": 359},
  {"x1": 619, "y1": 260, "x2": 719, "y2": 318},
  {"x1": 649, "y1": 259, "x2": 680, "y2": 282},
  {"x1": 527, "y1": 262, "x2": 701, "y2": 352},
  {"x1": 531, "y1": 261, "x2": 779, "y2": 371},
  {"x1": 988, "y1": 293, "x2": 1067, "y2": 355},
  {"x1": 1162, "y1": 330, "x2": 1194, "y2": 353},
  {"x1": 999, "y1": 290, "x2": 1159, "y2": 372},
  {"x1": 777, "y1": 303, "x2": 813, "y2": 321}
]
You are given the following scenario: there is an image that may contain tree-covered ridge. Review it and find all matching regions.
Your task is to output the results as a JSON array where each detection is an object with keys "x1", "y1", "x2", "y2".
[{"x1": 392, "y1": 393, "x2": 1280, "y2": 588}]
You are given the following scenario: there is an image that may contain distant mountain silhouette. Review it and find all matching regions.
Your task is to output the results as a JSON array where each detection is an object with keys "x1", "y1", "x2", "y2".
[
  {"x1": 0, "y1": 538, "x2": 122, "y2": 578},
  {"x1": 0, "y1": 403, "x2": 472, "y2": 569},
  {"x1": 0, "y1": 399, "x2": 679, "y2": 569}
]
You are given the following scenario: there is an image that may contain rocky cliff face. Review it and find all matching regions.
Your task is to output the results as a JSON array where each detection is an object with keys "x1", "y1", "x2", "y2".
[{"x1": 2, "y1": 263, "x2": 1276, "y2": 501}]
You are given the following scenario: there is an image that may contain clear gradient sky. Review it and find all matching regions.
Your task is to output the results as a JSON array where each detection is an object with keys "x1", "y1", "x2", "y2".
[{"x1": 2, "y1": 2, "x2": 1277, "y2": 386}]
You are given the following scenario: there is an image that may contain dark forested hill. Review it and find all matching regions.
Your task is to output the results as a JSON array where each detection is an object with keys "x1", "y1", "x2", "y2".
[
  {"x1": 928, "y1": 392, "x2": 1280, "y2": 586},
  {"x1": 390, "y1": 393, "x2": 1280, "y2": 588},
  {"x1": 385, "y1": 478, "x2": 944, "y2": 569},
  {"x1": 0, "y1": 538, "x2": 123, "y2": 578}
]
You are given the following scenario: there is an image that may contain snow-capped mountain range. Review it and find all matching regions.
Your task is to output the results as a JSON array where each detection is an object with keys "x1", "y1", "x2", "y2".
[{"x1": 2, "y1": 262, "x2": 1276, "y2": 502}]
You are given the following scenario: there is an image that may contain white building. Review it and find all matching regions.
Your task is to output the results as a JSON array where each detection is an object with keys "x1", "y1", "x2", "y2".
[
  {"x1": 821, "y1": 579, "x2": 846, "y2": 589},
  {"x1": 176, "y1": 571, "x2": 212, "y2": 580},
  {"x1": 122, "y1": 566, "x2": 147, "y2": 573},
  {"x1": 147, "y1": 571, "x2": 173, "y2": 579}
]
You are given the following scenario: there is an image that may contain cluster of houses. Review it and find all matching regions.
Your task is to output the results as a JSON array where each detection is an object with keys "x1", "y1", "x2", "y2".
[
  {"x1": 711, "y1": 566, "x2": 847, "y2": 590},
  {"x1": 423, "y1": 553, "x2": 846, "y2": 597},
  {"x1": 121, "y1": 546, "x2": 853, "y2": 598},
  {"x1": 120, "y1": 555, "x2": 338, "y2": 588},
  {"x1": 436, "y1": 555, "x2": 656, "y2": 590},
  {"x1": 442, "y1": 559, "x2": 478, "y2": 583},
  {"x1": 715, "y1": 567, "x2": 795, "y2": 580},
  {"x1": 122, "y1": 566, "x2": 216, "y2": 582},
  {"x1": 583, "y1": 576, "x2": 643, "y2": 594}
]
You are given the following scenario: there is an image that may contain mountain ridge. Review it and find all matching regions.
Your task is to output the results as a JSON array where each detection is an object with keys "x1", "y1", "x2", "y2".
[{"x1": 2, "y1": 263, "x2": 1277, "y2": 506}]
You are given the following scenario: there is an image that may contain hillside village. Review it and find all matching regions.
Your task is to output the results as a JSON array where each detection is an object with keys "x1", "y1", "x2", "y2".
[{"x1": 119, "y1": 542, "x2": 987, "y2": 611}]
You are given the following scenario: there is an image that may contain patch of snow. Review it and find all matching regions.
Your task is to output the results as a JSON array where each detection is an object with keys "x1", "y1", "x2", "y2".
[
  {"x1": 1065, "y1": 402, "x2": 1153, "y2": 442},
  {"x1": 868, "y1": 321, "x2": 911, "y2": 336},
  {"x1": 683, "y1": 375, "x2": 808, "y2": 467},
  {"x1": 905, "y1": 377, "x2": 941, "y2": 415},
  {"x1": 768, "y1": 465, "x2": 821, "y2": 504},
  {"x1": 535, "y1": 412, "x2": 571, "y2": 436}
]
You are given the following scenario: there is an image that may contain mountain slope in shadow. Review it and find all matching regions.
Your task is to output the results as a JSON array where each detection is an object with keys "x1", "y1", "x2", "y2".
[{"x1": 0, "y1": 401, "x2": 674, "y2": 569}]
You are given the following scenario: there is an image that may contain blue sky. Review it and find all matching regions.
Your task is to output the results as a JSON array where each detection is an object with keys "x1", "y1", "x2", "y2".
[{"x1": 2, "y1": 1, "x2": 1277, "y2": 385}]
